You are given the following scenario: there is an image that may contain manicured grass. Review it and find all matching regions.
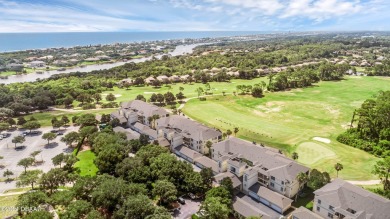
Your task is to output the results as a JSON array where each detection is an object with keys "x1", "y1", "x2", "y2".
[
  {"x1": 74, "y1": 150, "x2": 98, "y2": 176},
  {"x1": 0, "y1": 195, "x2": 19, "y2": 218},
  {"x1": 182, "y1": 76, "x2": 390, "y2": 180},
  {"x1": 101, "y1": 78, "x2": 268, "y2": 104},
  {"x1": 3, "y1": 187, "x2": 31, "y2": 194},
  {"x1": 17, "y1": 108, "x2": 115, "y2": 127}
]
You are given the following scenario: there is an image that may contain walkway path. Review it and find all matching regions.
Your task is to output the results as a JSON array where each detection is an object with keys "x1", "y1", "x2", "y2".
[{"x1": 346, "y1": 180, "x2": 381, "y2": 185}]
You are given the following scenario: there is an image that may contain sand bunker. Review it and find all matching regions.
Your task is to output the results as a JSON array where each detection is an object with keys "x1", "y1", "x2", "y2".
[
  {"x1": 313, "y1": 137, "x2": 331, "y2": 144},
  {"x1": 144, "y1": 92, "x2": 156, "y2": 94}
]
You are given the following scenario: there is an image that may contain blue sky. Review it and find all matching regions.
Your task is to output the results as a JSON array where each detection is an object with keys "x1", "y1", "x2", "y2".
[{"x1": 0, "y1": 0, "x2": 389, "y2": 32}]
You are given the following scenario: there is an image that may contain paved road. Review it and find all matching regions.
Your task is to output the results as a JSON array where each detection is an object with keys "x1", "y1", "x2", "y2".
[
  {"x1": 0, "y1": 126, "x2": 77, "y2": 193},
  {"x1": 173, "y1": 197, "x2": 201, "y2": 219}
]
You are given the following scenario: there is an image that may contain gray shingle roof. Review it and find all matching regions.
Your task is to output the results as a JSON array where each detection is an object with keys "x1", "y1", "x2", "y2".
[
  {"x1": 314, "y1": 178, "x2": 390, "y2": 219},
  {"x1": 157, "y1": 115, "x2": 221, "y2": 141},
  {"x1": 175, "y1": 145, "x2": 202, "y2": 160},
  {"x1": 194, "y1": 156, "x2": 219, "y2": 173},
  {"x1": 249, "y1": 183, "x2": 293, "y2": 209},
  {"x1": 213, "y1": 138, "x2": 309, "y2": 181},
  {"x1": 290, "y1": 206, "x2": 322, "y2": 219},
  {"x1": 121, "y1": 100, "x2": 168, "y2": 119},
  {"x1": 214, "y1": 172, "x2": 242, "y2": 188},
  {"x1": 113, "y1": 126, "x2": 140, "y2": 140},
  {"x1": 233, "y1": 197, "x2": 271, "y2": 219},
  {"x1": 133, "y1": 122, "x2": 157, "y2": 139}
]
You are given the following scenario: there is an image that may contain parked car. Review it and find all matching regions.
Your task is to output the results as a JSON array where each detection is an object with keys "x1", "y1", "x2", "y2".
[
  {"x1": 50, "y1": 130, "x2": 58, "y2": 133},
  {"x1": 178, "y1": 197, "x2": 186, "y2": 205},
  {"x1": 188, "y1": 193, "x2": 196, "y2": 200},
  {"x1": 56, "y1": 132, "x2": 64, "y2": 136}
]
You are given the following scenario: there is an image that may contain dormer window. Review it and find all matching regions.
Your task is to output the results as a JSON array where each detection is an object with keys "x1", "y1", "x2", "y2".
[{"x1": 271, "y1": 176, "x2": 275, "y2": 180}]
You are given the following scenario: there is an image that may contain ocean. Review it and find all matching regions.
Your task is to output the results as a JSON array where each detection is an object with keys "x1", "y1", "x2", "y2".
[{"x1": 0, "y1": 31, "x2": 267, "y2": 52}]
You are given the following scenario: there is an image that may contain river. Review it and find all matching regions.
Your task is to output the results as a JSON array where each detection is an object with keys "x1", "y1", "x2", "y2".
[{"x1": 0, "y1": 44, "x2": 201, "y2": 84}]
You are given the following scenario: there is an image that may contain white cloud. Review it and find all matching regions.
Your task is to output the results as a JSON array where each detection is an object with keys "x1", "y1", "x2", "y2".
[
  {"x1": 205, "y1": 0, "x2": 284, "y2": 15},
  {"x1": 280, "y1": 0, "x2": 362, "y2": 21}
]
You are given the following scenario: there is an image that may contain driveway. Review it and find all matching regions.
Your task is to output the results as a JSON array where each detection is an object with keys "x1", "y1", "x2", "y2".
[
  {"x1": 172, "y1": 197, "x2": 201, "y2": 219},
  {"x1": 0, "y1": 126, "x2": 78, "y2": 193}
]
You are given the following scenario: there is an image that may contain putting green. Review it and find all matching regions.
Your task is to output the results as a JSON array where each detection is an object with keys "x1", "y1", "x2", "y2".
[
  {"x1": 296, "y1": 142, "x2": 336, "y2": 165},
  {"x1": 182, "y1": 76, "x2": 390, "y2": 180}
]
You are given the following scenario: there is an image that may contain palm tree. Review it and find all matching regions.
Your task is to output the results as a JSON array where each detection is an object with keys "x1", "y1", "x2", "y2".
[
  {"x1": 226, "y1": 129, "x2": 232, "y2": 138},
  {"x1": 334, "y1": 163, "x2": 343, "y2": 178},
  {"x1": 147, "y1": 116, "x2": 153, "y2": 127},
  {"x1": 205, "y1": 141, "x2": 213, "y2": 157},
  {"x1": 152, "y1": 114, "x2": 160, "y2": 129},
  {"x1": 292, "y1": 152, "x2": 299, "y2": 160},
  {"x1": 296, "y1": 172, "x2": 308, "y2": 201},
  {"x1": 234, "y1": 127, "x2": 239, "y2": 136}
]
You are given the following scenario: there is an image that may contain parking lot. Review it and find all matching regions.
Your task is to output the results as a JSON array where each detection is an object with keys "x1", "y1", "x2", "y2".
[
  {"x1": 172, "y1": 197, "x2": 201, "y2": 219},
  {"x1": 0, "y1": 126, "x2": 78, "y2": 193}
]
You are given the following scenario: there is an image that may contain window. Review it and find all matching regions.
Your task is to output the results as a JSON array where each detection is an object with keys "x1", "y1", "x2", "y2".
[
  {"x1": 230, "y1": 167, "x2": 236, "y2": 173},
  {"x1": 329, "y1": 205, "x2": 334, "y2": 211},
  {"x1": 281, "y1": 181, "x2": 284, "y2": 185},
  {"x1": 244, "y1": 175, "x2": 247, "y2": 181},
  {"x1": 328, "y1": 213, "x2": 333, "y2": 218},
  {"x1": 218, "y1": 162, "x2": 221, "y2": 168},
  {"x1": 317, "y1": 206, "x2": 320, "y2": 212},
  {"x1": 280, "y1": 187, "x2": 283, "y2": 192},
  {"x1": 270, "y1": 182, "x2": 274, "y2": 187},
  {"x1": 318, "y1": 199, "x2": 321, "y2": 204},
  {"x1": 271, "y1": 176, "x2": 275, "y2": 180}
]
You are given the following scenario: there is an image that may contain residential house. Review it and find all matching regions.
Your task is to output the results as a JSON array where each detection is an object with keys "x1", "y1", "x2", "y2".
[
  {"x1": 289, "y1": 206, "x2": 322, "y2": 219},
  {"x1": 156, "y1": 75, "x2": 169, "y2": 83},
  {"x1": 133, "y1": 122, "x2": 157, "y2": 140},
  {"x1": 313, "y1": 178, "x2": 390, "y2": 219},
  {"x1": 156, "y1": 115, "x2": 222, "y2": 154},
  {"x1": 113, "y1": 126, "x2": 140, "y2": 140},
  {"x1": 169, "y1": 75, "x2": 181, "y2": 83},
  {"x1": 28, "y1": 60, "x2": 46, "y2": 68},
  {"x1": 145, "y1": 76, "x2": 156, "y2": 85},
  {"x1": 212, "y1": 138, "x2": 309, "y2": 200},
  {"x1": 111, "y1": 100, "x2": 169, "y2": 128}
]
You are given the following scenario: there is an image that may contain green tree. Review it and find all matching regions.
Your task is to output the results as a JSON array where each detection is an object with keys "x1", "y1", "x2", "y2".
[
  {"x1": 164, "y1": 91, "x2": 176, "y2": 104},
  {"x1": 49, "y1": 190, "x2": 75, "y2": 207},
  {"x1": 39, "y1": 168, "x2": 70, "y2": 195},
  {"x1": 42, "y1": 132, "x2": 57, "y2": 145},
  {"x1": 61, "y1": 200, "x2": 93, "y2": 219},
  {"x1": 0, "y1": 122, "x2": 9, "y2": 132},
  {"x1": 7, "y1": 117, "x2": 16, "y2": 127},
  {"x1": 52, "y1": 153, "x2": 66, "y2": 168},
  {"x1": 61, "y1": 131, "x2": 80, "y2": 147},
  {"x1": 16, "y1": 191, "x2": 48, "y2": 215},
  {"x1": 30, "y1": 150, "x2": 42, "y2": 162},
  {"x1": 22, "y1": 121, "x2": 41, "y2": 133},
  {"x1": 200, "y1": 197, "x2": 230, "y2": 219},
  {"x1": 61, "y1": 115, "x2": 70, "y2": 126},
  {"x1": 93, "y1": 93, "x2": 102, "y2": 104},
  {"x1": 226, "y1": 129, "x2": 232, "y2": 137},
  {"x1": 373, "y1": 156, "x2": 390, "y2": 191},
  {"x1": 17, "y1": 170, "x2": 42, "y2": 189},
  {"x1": 17, "y1": 157, "x2": 34, "y2": 173},
  {"x1": 220, "y1": 177, "x2": 234, "y2": 197},
  {"x1": 196, "y1": 87, "x2": 204, "y2": 99},
  {"x1": 334, "y1": 163, "x2": 343, "y2": 178},
  {"x1": 3, "y1": 169, "x2": 13, "y2": 180},
  {"x1": 77, "y1": 114, "x2": 97, "y2": 127},
  {"x1": 114, "y1": 194, "x2": 156, "y2": 219},
  {"x1": 234, "y1": 127, "x2": 239, "y2": 136},
  {"x1": 200, "y1": 167, "x2": 214, "y2": 190},
  {"x1": 205, "y1": 187, "x2": 232, "y2": 206},
  {"x1": 91, "y1": 177, "x2": 147, "y2": 212},
  {"x1": 152, "y1": 180, "x2": 177, "y2": 205},
  {"x1": 292, "y1": 152, "x2": 299, "y2": 160},
  {"x1": 17, "y1": 117, "x2": 27, "y2": 126},
  {"x1": 296, "y1": 172, "x2": 308, "y2": 201},
  {"x1": 106, "y1": 93, "x2": 116, "y2": 102},
  {"x1": 24, "y1": 211, "x2": 53, "y2": 219},
  {"x1": 12, "y1": 135, "x2": 25, "y2": 148},
  {"x1": 307, "y1": 169, "x2": 331, "y2": 190}
]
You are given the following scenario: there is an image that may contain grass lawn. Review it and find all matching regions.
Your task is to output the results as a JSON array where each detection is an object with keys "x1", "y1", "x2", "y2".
[
  {"x1": 182, "y1": 76, "x2": 390, "y2": 180},
  {"x1": 17, "y1": 108, "x2": 115, "y2": 127},
  {"x1": 74, "y1": 150, "x2": 98, "y2": 176},
  {"x1": 101, "y1": 78, "x2": 268, "y2": 104},
  {"x1": 0, "y1": 195, "x2": 19, "y2": 218}
]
